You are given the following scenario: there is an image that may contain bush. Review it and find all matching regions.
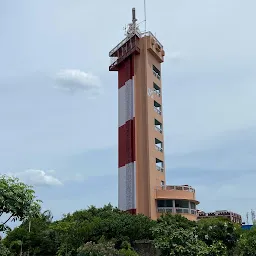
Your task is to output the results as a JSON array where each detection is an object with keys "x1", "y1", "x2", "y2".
[
  {"x1": 119, "y1": 241, "x2": 139, "y2": 256},
  {"x1": 0, "y1": 242, "x2": 11, "y2": 256},
  {"x1": 77, "y1": 241, "x2": 119, "y2": 256}
]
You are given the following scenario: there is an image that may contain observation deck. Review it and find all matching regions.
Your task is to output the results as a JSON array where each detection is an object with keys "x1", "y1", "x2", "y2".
[
  {"x1": 155, "y1": 185, "x2": 199, "y2": 221},
  {"x1": 109, "y1": 31, "x2": 165, "y2": 71}
]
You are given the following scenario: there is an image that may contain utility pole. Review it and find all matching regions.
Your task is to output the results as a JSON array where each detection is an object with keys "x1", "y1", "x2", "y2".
[{"x1": 27, "y1": 220, "x2": 31, "y2": 256}]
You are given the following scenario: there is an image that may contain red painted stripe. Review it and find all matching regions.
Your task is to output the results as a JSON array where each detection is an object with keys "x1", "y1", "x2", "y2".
[
  {"x1": 118, "y1": 55, "x2": 135, "y2": 167},
  {"x1": 118, "y1": 56, "x2": 134, "y2": 89},
  {"x1": 118, "y1": 118, "x2": 136, "y2": 168},
  {"x1": 126, "y1": 209, "x2": 136, "y2": 215}
]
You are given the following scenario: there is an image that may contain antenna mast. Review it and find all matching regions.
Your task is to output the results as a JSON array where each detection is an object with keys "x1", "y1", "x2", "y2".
[
  {"x1": 251, "y1": 209, "x2": 255, "y2": 224},
  {"x1": 144, "y1": 0, "x2": 147, "y2": 32}
]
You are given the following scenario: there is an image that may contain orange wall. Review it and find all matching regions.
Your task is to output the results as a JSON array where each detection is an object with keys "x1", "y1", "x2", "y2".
[{"x1": 134, "y1": 36, "x2": 165, "y2": 219}]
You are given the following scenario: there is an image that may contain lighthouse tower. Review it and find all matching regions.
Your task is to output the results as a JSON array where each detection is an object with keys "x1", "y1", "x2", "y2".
[{"x1": 109, "y1": 8, "x2": 199, "y2": 220}]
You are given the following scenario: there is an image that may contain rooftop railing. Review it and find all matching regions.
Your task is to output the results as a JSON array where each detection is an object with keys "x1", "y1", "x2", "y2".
[
  {"x1": 109, "y1": 31, "x2": 163, "y2": 57},
  {"x1": 156, "y1": 165, "x2": 164, "y2": 172},
  {"x1": 154, "y1": 107, "x2": 161, "y2": 115},
  {"x1": 155, "y1": 126, "x2": 162, "y2": 133},
  {"x1": 157, "y1": 207, "x2": 197, "y2": 215},
  {"x1": 156, "y1": 185, "x2": 195, "y2": 193},
  {"x1": 141, "y1": 31, "x2": 163, "y2": 48}
]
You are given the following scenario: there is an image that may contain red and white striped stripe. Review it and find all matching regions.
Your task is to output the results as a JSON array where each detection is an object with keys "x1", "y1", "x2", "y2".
[{"x1": 118, "y1": 57, "x2": 136, "y2": 213}]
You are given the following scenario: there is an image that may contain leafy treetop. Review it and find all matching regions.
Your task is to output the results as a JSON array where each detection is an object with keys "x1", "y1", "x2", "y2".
[{"x1": 0, "y1": 175, "x2": 41, "y2": 232}]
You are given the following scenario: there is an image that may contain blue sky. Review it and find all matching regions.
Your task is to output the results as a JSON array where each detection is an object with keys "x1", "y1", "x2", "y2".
[{"x1": 1, "y1": 0, "x2": 256, "y2": 224}]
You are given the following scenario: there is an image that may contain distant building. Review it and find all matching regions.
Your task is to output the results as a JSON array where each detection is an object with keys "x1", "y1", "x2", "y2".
[
  {"x1": 241, "y1": 224, "x2": 253, "y2": 230},
  {"x1": 197, "y1": 210, "x2": 242, "y2": 224}
]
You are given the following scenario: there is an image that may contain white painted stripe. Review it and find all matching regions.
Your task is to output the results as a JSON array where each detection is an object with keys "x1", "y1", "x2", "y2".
[
  {"x1": 118, "y1": 161, "x2": 136, "y2": 211},
  {"x1": 118, "y1": 165, "x2": 126, "y2": 211},
  {"x1": 118, "y1": 77, "x2": 135, "y2": 127}
]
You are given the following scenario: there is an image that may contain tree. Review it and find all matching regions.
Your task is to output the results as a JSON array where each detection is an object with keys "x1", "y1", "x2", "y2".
[
  {"x1": 197, "y1": 218, "x2": 241, "y2": 255},
  {"x1": 0, "y1": 175, "x2": 41, "y2": 232},
  {"x1": 152, "y1": 214, "x2": 207, "y2": 255},
  {"x1": 50, "y1": 204, "x2": 154, "y2": 255},
  {"x1": 77, "y1": 241, "x2": 119, "y2": 256},
  {"x1": 119, "y1": 241, "x2": 139, "y2": 256},
  {"x1": 0, "y1": 242, "x2": 11, "y2": 256},
  {"x1": 3, "y1": 211, "x2": 56, "y2": 256},
  {"x1": 236, "y1": 226, "x2": 256, "y2": 256}
]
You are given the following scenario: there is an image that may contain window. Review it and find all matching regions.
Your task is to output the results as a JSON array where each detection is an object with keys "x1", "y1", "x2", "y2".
[
  {"x1": 161, "y1": 180, "x2": 165, "y2": 186},
  {"x1": 157, "y1": 200, "x2": 165, "y2": 207},
  {"x1": 155, "y1": 138, "x2": 163, "y2": 152},
  {"x1": 156, "y1": 158, "x2": 164, "y2": 172},
  {"x1": 153, "y1": 83, "x2": 161, "y2": 96},
  {"x1": 153, "y1": 65, "x2": 161, "y2": 79},
  {"x1": 175, "y1": 200, "x2": 189, "y2": 209},
  {"x1": 157, "y1": 200, "x2": 173, "y2": 208},
  {"x1": 190, "y1": 202, "x2": 196, "y2": 209},
  {"x1": 154, "y1": 119, "x2": 162, "y2": 133},
  {"x1": 154, "y1": 101, "x2": 161, "y2": 115}
]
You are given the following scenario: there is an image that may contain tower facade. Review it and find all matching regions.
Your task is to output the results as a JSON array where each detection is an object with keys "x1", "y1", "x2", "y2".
[{"x1": 109, "y1": 8, "x2": 199, "y2": 220}]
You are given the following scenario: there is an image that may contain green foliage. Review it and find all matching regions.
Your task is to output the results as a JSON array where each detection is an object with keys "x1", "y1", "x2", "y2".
[
  {"x1": 119, "y1": 248, "x2": 139, "y2": 256},
  {"x1": 0, "y1": 242, "x2": 11, "y2": 256},
  {"x1": 4, "y1": 204, "x2": 154, "y2": 256},
  {"x1": 236, "y1": 226, "x2": 256, "y2": 256},
  {"x1": 77, "y1": 241, "x2": 139, "y2": 256},
  {"x1": 152, "y1": 215, "x2": 209, "y2": 256},
  {"x1": 0, "y1": 178, "x2": 250, "y2": 256},
  {"x1": 207, "y1": 241, "x2": 228, "y2": 256},
  {"x1": 152, "y1": 215, "x2": 237, "y2": 256},
  {"x1": 77, "y1": 241, "x2": 119, "y2": 256},
  {"x1": 119, "y1": 241, "x2": 139, "y2": 256},
  {"x1": 197, "y1": 218, "x2": 240, "y2": 255},
  {"x1": 0, "y1": 175, "x2": 41, "y2": 232},
  {"x1": 3, "y1": 211, "x2": 57, "y2": 256}
]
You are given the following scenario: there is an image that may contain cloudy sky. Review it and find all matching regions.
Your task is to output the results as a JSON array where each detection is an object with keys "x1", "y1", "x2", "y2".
[{"x1": 1, "y1": 0, "x2": 256, "y2": 224}]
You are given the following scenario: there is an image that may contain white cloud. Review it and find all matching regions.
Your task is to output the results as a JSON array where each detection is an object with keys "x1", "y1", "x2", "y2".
[
  {"x1": 55, "y1": 69, "x2": 102, "y2": 96},
  {"x1": 8, "y1": 169, "x2": 62, "y2": 187}
]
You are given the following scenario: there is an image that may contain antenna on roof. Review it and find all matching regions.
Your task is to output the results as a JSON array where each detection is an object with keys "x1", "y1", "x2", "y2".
[
  {"x1": 123, "y1": 24, "x2": 127, "y2": 36},
  {"x1": 132, "y1": 8, "x2": 137, "y2": 24},
  {"x1": 126, "y1": 8, "x2": 141, "y2": 37},
  {"x1": 144, "y1": 0, "x2": 147, "y2": 32}
]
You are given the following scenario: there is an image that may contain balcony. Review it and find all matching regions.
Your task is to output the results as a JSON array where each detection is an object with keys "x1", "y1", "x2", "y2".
[
  {"x1": 158, "y1": 185, "x2": 195, "y2": 193},
  {"x1": 154, "y1": 101, "x2": 162, "y2": 115},
  {"x1": 156, "y1": 165, "x2": 164, "y2": 172},
  {"x1": 155, "y1": 126, "x2": 162, "y2": 133},
  {"x1": 153, "y1": 70, "x2": 161, "y2": 80},
  {"x1": 109, "y1": 34, "x2": 140, "y2": 71},
  {"x1": 155, "y1": 119, "x2": 162, "y2": 133},
  {"x1": 155, "y1": 185, "x2": 198, "y2": 202},
  {"x1": 153, "y1": 83, "x2": 161, "y2": 97},
  {"x1": 157, "y1": 207, "x2": 197, "y2": 215},
  {"x1": 157, "y1": 207, "x2": 173, "y2": 213},
  {"x1": 156, "y1": 198, "x2": 198, "y2": 221},
  {"x1": 154, "y1": 107, "x2": 161, "y2": 115},
  {"x1": 153, "y1": 65, "x2": 161, "y2": 80},
  {"x1": 155, "y1": 145, "x2": 163, "y2": 152},
  {"x1": 156, "y1": 158, "x2": 164, "y2": 172},
  {"x1": 155, "y1": 138, "x2": 163, "y2": 152}
]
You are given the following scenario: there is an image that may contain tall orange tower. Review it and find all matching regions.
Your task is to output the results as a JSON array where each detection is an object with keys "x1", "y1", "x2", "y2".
[{"x1": 109, "y1": 8, "x2": 199, "y2": 220}]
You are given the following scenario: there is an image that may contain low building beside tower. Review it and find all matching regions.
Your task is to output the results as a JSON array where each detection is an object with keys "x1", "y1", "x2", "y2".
[{"x1": 197, "y1": 210, "x2": 242, "y2": 224}]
